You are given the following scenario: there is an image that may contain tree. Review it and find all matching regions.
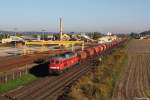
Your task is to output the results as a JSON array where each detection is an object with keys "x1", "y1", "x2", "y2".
[
  {"x1": 92, "y1": 32, "x2": 103, "y2": 40},
  {"x1": 130, "y1": 32, "x2": 140, "y2": 39}
]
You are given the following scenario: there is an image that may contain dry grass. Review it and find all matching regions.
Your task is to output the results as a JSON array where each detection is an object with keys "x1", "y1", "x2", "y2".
[{"x1": 65, "y1": 45, "x2": 127, "y2": 100}]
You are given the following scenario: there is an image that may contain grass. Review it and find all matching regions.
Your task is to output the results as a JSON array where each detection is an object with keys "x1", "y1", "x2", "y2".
[
  {"x1": 65, "y1": 44, "x2": 128, "y2": 100},
  {"x1": 0, "y1": 74, "x2": 37, "y2": 93}
]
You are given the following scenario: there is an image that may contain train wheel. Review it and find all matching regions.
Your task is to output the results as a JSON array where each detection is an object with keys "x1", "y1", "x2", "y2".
[{"x1": 76, "y1": 62, "x2": 80, "y2": 66}]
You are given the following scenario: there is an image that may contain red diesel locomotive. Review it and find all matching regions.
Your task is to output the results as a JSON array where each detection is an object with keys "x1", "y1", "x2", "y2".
[
  {"x1": 49, "y1": 39, "x2": 127, "y2": 74},
  {"x1": 49, "y1": 52, "x2": 79, "y2": 74}
]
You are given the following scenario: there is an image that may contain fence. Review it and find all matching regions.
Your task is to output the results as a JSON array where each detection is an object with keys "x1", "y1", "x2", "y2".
[{"x1": 0, "y1": 64, "x2": 38, "y2": 84}]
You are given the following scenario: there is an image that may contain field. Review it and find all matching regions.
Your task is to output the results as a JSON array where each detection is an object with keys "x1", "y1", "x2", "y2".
[{"x1": 112, "y1": 39, "x2": 150, "y2": 100}]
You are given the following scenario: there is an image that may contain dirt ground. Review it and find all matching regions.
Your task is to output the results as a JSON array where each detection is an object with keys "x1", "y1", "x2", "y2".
[{"x1": 111, "y1": 39, "x2": 150, "y2": 100}]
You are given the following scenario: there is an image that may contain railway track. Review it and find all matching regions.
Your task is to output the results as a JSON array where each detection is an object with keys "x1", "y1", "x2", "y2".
[
  {"x1": 0, "y1": 54, "x2": 46, "y2": 71},
  {"x1": 3, "y1": 57, "x2": 96, "y2": 100},
  {"x1": 0, "y1": 50, "x2": 67, "y2": 73},
  {"x1": 111, "y1": 40, "x2": 150, "y2": 100}
]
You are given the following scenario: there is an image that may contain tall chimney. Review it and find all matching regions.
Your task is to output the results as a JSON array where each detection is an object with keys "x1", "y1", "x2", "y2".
[{"x1": 60, "y1": 17, "x2": 63, "y2": 40}]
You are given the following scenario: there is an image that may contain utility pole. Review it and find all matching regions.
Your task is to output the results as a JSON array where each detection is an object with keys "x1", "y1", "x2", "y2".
[
  {"x1": 14, "y1": 28, "x2": 17, "y2": 55},
  {"x1": 42, "y1": 29, "x2": 46, "y2": 41},
  {"x1": 41, "y1": 29, "x2": 46, "y2": 52}
]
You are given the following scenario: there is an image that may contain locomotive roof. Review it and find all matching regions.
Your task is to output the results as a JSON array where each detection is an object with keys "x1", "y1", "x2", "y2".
[{"x1": 53, "y1": 52, "x2": 75, "y2": 60}]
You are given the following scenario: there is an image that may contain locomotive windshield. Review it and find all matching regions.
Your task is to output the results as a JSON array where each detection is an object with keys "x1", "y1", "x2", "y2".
[{"x1": 55, "y1": 52, "x2": 75, "y2": 59}]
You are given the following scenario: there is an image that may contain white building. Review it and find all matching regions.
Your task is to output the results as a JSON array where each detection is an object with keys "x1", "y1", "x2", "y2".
[
  {"x1": 2, "y1": 38, "x2": 12, "y2": 43},
  {"x1": 2, "y1": 36, "x2": 24, "y2": 43},
  {"x1": 98, "y1": 35, "x2": 118, "y2": 44}
]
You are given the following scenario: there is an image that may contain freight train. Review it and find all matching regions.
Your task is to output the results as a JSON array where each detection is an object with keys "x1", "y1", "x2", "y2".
[{"x1": 49, "y1": 39, "x2": 127, "y2": 74}]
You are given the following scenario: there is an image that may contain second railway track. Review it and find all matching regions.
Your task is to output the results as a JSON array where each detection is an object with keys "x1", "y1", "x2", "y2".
[{"x1": 3, "y1": 57, "x2": 96, "y2": 100}]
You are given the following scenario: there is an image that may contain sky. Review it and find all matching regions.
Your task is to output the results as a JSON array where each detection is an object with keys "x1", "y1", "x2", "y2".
[{"x1": 0, "y1": 0, "x2": 150, "y2": 33}]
